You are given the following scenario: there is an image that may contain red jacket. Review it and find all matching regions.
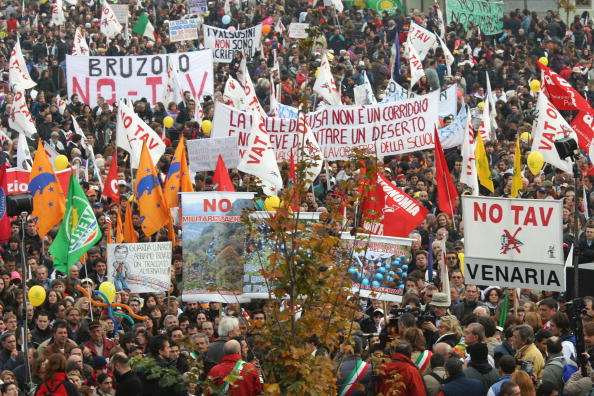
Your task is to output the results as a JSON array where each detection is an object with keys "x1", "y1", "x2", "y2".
[
  {"x1": 83, "y1": 337, "x2": 116, "y2": 358},
  {"x1": 35, "y1": 372, "x2": 78, "y2": 396},
  {"x1": 378, "y1": 352, "x2": 427, "y2": 396},
  {"x1": 207, "y1": 353, "x2": 263, "y2": 396}
]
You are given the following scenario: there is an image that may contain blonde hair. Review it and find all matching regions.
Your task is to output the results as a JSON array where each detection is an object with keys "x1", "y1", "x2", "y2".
[
  {"x1": 524, "y1": 311, "x2": 542, "y2": 331},
  {"x1": 440, "y1": 315, "x2": 463, "y2": 340}
]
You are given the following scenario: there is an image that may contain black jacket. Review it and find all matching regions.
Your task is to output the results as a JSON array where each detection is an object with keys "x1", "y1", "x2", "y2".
[{"x1": 115, "y1": 370, "x2": 142, "y2": 396}]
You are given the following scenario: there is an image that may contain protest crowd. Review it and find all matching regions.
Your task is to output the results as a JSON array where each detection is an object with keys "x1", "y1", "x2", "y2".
[{"x1": 0, "y1": 0, "x2": 594, "y2": 394}]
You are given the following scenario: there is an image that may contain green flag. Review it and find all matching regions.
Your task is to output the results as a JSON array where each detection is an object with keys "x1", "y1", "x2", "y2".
[
  {"x1": 132, "y1": 12, "x2": 156, "y2": 40},
  {"x1": 498, "y1": 289, "x2": 509, "y2": 327},
  {"x1": 49, "y1": 173, "x2": 102, "y2": 273}
]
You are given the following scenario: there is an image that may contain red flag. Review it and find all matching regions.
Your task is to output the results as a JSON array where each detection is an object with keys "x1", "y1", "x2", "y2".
[
  {"x1": 361, "y1": 172, "x2": 428, "y2": 237},
  {"x1": 212, "y1": 155, "x2": 235, "y2": 192},
  {"x1": 102, "y1": 152, "x2": 120, "y2": 204},
  {"x1": 538, "y1": 61, "x2": 591, "y2": 111},
  {"x1": 570, "y1": 110, "x2": 594, "y2": 152},
  {"x1": 0, "y1": 164, "x2": 11, "y2": 243},
  {"x1": 288, "y1": 151, "x2": 296, "y2": 187},
  {"x1": 434, "y1": 128, "x2": 458, "y2": 216}
]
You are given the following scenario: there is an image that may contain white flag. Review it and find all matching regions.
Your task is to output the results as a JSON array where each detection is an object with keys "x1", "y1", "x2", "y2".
[
  {"x1": 437, "y1": 35, "x2": 454, "y2": 76},
  {"x1": 72, "y1": 28, "x2": 90, "y2": 56},
  {"x1": 438, "y1": 239, "x2": 451, "y2": 306},
  {"x1": 194, "y1": 95, "x2": 204, "y2": 126},
  {"x1": 16, "y1": 132, "x2": 32, "y2": 171},
  {"x1": 162, "y1": 63, "x2": 184, "y2": 107},
  {"x1": 406, "y1": 22, "x2": 437, "y2": 61},
  {"x1": 237, "y1": 112, "x2": 283, "y2": 194},
  {"x1": 223, "y1": 76, "x2": 248, "y2": 111},
  {"x1": 116, "y1": 99, "x2": 165, "y2": 168},
  {"x1": 531, "y1": 92, "x2": 577, "y2": 174},
  {"x1": 56, "y1": 95, "x2": 66, "y2": 114},
  {"x1": 408, "y1": 39, "x2": 425, "y2": 88},
  {"x1": 239, "y1": 60, "x2": 266, "y2": 117},
  {"x1": 435, "y1": 1, "x2": 445, "y2": 39},
  {"x1": 64, "y1": 0, "x2": 77, "y2": 5},
  {"x1": 460, "y1": 108, "x2": 479, "y2": 195},
  {"x1": 330, "y1": 0, "x2": 344, "y2": 12},
  {"x1": 297, "y1": 112, "x2": 323, "y2": 189},
  {"x1": 313, "y1": 53, "x2": 341, "y2": 106},
  {"x1": 101, "y1": 2, "x2": 123, "y2": 39},
  {"x1": 9, "y1": 39, "x2": 36, "y2": 91},
  {"x1": 486, "y1": 72, "x2": 498, "y2": 130},
  {"x1": 50, "y1": 0, "x2": 65, "y2": 26},
  {"x1": 476, "y1": 95, "x2": 491, "y2": 142},
  {"x1": 9, "y1": 90, "x2": 37, "y2": 138},
  {"x1": 274, "y1": 18, "x2": 285, "y2": 33},
  {"x1": 269, "y1": 74, "x2": 278, "y2": 117},
  {"x1": 71, "y1": 115, "x2": 88, "y2": 145},
  {"x1": 354, "y1": 71, "x2": 377, "y2": 105}
]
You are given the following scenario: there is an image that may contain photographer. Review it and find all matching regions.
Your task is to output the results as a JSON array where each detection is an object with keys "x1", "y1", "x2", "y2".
[
  {"x1": 421, "y1": 293, "x2": 450, "y2": 348},
  {"x1": 512, "y1": 324, "x2": 545, "y2": 383}
]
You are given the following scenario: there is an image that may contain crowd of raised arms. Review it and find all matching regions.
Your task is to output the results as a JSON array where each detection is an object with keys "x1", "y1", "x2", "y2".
[{"x1": 0, "y1": 0, "x2": 593, "y2": 395}]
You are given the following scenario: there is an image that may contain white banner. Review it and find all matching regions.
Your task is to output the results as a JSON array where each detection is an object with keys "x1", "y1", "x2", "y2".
[
  {"x1": 203, "y1": 24, "x2": 262, "y2": 63},
  {"x1": 187, "y1": 137, "x2": 239, "y2": 172},
  {"x1": 464, "y1": 257, "x2": 564, "y2": 292},
  {"x1": 288, "y1": 23, "x2": 309, "y2": 38},
  {"x1": 407, "y1": 22, "x2": 437, "y2": 61},
  {"x1": 111, "y1": 4, "x2": 129, "y2": 24},
  {"x1": 169, "y1": 18, "x2": 199, "y2": 42},
  {"x1": 462, "y1": 196, "x2": 563, "y2": 265},
  {"x1": 383, "y1": 81, "x2": 457, "y2": 119},
  {"x1": 212, "y1": 90, "x2": 439, "y2": 160},
  {"x1": 107, "y1": 242, "x2": 172, "y2": 293},
  {"x1": 66, "y1": 50, "x2": 214, "y2": 107},
  {"x1": 188, "y1": 0, "x2": 208, "y2": 14}
]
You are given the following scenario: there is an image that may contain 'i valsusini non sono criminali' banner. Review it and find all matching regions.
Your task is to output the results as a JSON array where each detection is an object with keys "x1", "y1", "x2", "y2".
[
  {"x1": 211, "y1": 89, "x2": 440, "y2": 161},
  {"x1": 203, "y1": 24, "x2": 262, "y2": 63},
  {"x1": 66, "y1": 50, "x2": 214, "y2": 107}
]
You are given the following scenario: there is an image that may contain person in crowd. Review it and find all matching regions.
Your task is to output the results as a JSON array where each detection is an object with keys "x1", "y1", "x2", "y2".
[{"x1": 512, "y1": 324, "x2": 545, "y2": 383}]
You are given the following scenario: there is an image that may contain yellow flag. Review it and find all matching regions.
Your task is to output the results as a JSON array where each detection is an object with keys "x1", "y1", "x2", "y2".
[
  {"x1": 511, "y1": 138, "x2": 523, "y2": 198},
  {"x1": 475, "y1": 132, "x2": 494, "y2": 192}
]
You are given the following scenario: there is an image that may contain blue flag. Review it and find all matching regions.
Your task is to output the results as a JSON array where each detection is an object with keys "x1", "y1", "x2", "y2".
[{"x1": 391, "y1": 32, "x2": 400, "y2": 79}]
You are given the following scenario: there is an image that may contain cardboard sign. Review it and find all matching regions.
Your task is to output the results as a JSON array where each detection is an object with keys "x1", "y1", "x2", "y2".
[
  {"x1": 203, "y1": 24, "x2": 262, "y2": 63},
  {"x1": 110, "y1": 4, "x2": 129, "y2": 24},
  {"x1": 66, "y1": 50, "x2": 214, "y2": 107},
  {"x1": 181, "y1": 192, "x2": 254, "y2": 303},
  {"x1": 107, "y1": 242, "x2": 172, "y2": 293},
  {"x1": 186, "y1": 137, "x2": 240, "y2": 172},
  {"x1": 341, "y1": 233, "x2": 414, "y2": 302},
  {"x1": 188, "y1": 0, "x2": 208, "y2": 15},
  {"x1": 462, "y1": 196, "x2": 563, "y2": 265},
  {"x1": 169, "y1": 18, "x2": 199, "y2": 42},
  {"x1": 288, "y1": 23, "x2": 309, "y2": 39},
  {"x1": 446, "y1": 0, "x2": 503, "y2": 35}
]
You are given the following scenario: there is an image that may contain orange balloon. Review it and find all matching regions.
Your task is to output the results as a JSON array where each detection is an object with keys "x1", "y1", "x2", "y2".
[
  {"x1": 262, "y1": 24, "x2": 271, "y2": 35},
  {"x1": 76, "y1": 285, "x2": 148, "y2": 321}
]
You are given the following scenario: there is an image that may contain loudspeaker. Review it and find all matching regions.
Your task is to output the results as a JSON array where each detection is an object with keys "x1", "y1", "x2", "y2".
[{"x1": 6, "y1": 194, "x2": 33, "y2": 217}]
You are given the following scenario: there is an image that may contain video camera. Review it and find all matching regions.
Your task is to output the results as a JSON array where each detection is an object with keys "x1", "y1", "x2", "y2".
[{"x1": 516, "y1": 358, "x2": 533, "y2": 375}]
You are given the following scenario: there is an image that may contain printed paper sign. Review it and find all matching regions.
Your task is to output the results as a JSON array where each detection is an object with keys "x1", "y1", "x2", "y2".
[
  {"x1": 288, "y1": 23, "x2": 309, "y2": 39},
  {"x1": 462, "y1": 196, "x2": 563, "y2": 265},
  {"x1": 188, "y1": 0, "x2": 208, "y2": 14},
  {"x1": 181, "y1": 192, "x2": 254, "y2": 303},
  {"x1": 111, "y1": 4, "x2": 129, "y2": 24},
  {"x1": 446, "y1": 0, "x2": 503, "y2": 36},
  {"x1": 243, "y1": 212, "x2": 319, "y2": 299},
  {"x1": 212, "y1": 90, "x2": 440, "y2": 160},
  {"x1": 107, "y1": 242, "x2": 172, "y2": 293},
  {"x1": 187, "y1": 137, "x2": 240, "y2": 172},
  {"x1": 66, "y1": 51, "x2": 214, "y2": 107},
  {"x1": 341, "y1": 233, "x2": 414, "y2": 302},
  {"x1": 203, "y1": 24, "x2": 262, "y2": 63},
  {"x1": 169, "y1": 19, "x2": 199, "y2": 42}
]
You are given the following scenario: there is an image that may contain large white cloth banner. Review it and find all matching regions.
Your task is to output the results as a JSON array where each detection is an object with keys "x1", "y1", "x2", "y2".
[
  {"x1": 203, "y1": 24, "x2": 262, "y2": 63},
  {"x1": 66, "y1": 50, "x2": 214, "y2": 107},
  {"x1": 212, "y1": 90, "x2": 440, "y2": 160}
]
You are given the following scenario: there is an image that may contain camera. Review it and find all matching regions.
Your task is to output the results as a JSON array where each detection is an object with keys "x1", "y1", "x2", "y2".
[
  {"x1": 419, "y1": 310, "x2": 437, "y2": 324},
  {"x1": 516, "y1": 358, "x2": 533, "y2": 375}
]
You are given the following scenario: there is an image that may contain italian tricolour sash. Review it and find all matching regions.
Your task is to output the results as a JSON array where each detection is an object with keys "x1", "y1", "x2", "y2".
[
  {"x1": 338, "y1": 359, "x2": 371, "y2": 396},
  {"x1": 221, "y1": 359, "x2": 245, "y2": 393},
  {"x1": 414, "y1": 350, "x2": 432, "y2": 373}
]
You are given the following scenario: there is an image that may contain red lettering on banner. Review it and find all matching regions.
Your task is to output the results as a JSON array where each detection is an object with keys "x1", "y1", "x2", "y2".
[
  {"x1": 510, "y1": 205, "x2": 554, "y2": 226},
  {"x1": 524, "y1": 207, "x2": 537, "y2": 226},
  {"x1": 473, "y1": 202, "x2": 502, "y2": 223},
  {"x1": 184, "y1": 73, "x2": 208, "y2": 100},
  {"x1": 146, "y1": 76, "x2": 162, "y2": 104},
  {"x1": 538, "y1": 132, "x2": 555, "y2": 150},
  {"x1": 97, "y1": 78, "x2": 116, "y2": 104},
  {"x1": 203, "y1": 198, "x2": 231, "y2": 212},
  {"x1": 215, "y1": 39, "x2": 230, "y2": 49},
  {"x1": 72, "y1": 77, "x2": 90, "y2": 105},
  {"x1": 246, "y1": 130, "x2": 269, "y2": 164}
]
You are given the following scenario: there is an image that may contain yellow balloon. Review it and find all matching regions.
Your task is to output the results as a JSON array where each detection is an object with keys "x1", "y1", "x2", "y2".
[
  {"x1": 520, "y1": 132, "x2": 532, "y2": 142},
  {"x1": 477, "y1": 102, "x2": 485, "y2": 109},
  {"x1": 54, "y1": 155, "x2": 69, "y2": 171},
  {"x1": 539, "y1": 57, "x2": 548, "y2": 67},
  {"x1": 527, "y1": 151, "x2": 545, "y2": 175},
  {"x1": 99, "y1": 282, "x2": 116, "y2": 303},
  {"x1": 28, "y1": 285, "x2": 46, "y2": 307},
  {"x1": 264, "y1": 195, "x2": 281, "y2": 212},
  {"x1": 163, "y1": 116, "x2": 174, "y2": 129},
  {"x1": 202, "y1": 120, "x2": 212, "y2": 135},
  {"x1": 530, "y1": 80, "x2": 541, "y2": 93}
]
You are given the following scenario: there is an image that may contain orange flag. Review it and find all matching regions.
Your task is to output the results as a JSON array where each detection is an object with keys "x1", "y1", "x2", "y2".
[
  {"x1": 164, "y1": 136, "x2": 194, "y2": 208},
  {"x1": 123, "y1": 200, "x2": 138, "y2": 243},
  {"x1": 116, "y1": 206, "x2": 124, "y2": 243},
  {"x1": 134, "y1": 143, "x2": 170, "y2": 236},
  {"x1": 29, "y1": 140, "x2": 66, "y2": 237}
]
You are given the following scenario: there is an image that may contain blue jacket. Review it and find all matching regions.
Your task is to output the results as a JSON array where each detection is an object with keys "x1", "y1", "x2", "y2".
[{"x1": 439, "y1": 373, "x2": 484, "y2": 396}]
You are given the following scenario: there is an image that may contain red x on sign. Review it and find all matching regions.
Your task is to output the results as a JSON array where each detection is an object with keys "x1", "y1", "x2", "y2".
[{"x1": 503, "y1": 227, "x2": 522, "y2": 254}]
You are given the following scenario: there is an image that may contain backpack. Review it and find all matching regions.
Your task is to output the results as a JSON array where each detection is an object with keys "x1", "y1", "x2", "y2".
[
  {"x1": 549, "y1": 358, "x2": 579, "y2": 383},
  {"x1": 36, "y1": 380, "x2": 67, "y2": 396}
]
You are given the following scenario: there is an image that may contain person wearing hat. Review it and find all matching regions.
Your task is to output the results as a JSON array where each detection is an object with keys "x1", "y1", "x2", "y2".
[
  {"x1": 84, "y1": 321, "x2": 116, "y2": 359},
  {"x1": 84, "y1": 355, "x2": 115, "y2": 388},
  {"x1": 47, "y1": 126, "x2": 66, "y2": 155},
  {"x1": 463, "y1": 342, "x2": 500, "y2": 393}
]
